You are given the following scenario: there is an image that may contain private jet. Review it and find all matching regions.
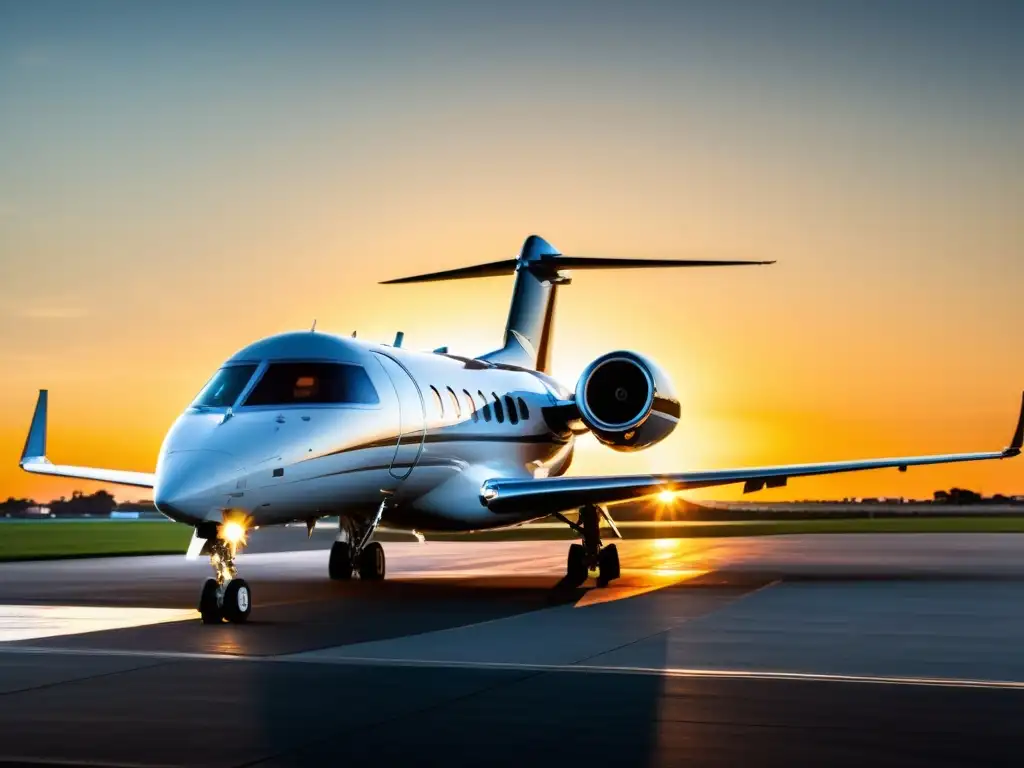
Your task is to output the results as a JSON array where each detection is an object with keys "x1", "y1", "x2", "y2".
[{"x1": 19, "y1": 235, "x2": 1024, "y2": 623}]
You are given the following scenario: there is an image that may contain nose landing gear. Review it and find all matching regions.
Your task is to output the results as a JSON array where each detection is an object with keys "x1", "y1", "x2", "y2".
[
  {"x1": 196, "y1": 518, "x2": 252, "y2": 625},
  {"x1": 559, "y1": 504, "x2": 621, "y2": 587}
]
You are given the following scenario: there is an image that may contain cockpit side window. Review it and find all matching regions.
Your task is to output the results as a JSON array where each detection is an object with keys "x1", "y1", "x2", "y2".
[
  {"x1": 191, "y1": 364, "x2": 258, "y2": 408},
  {"x1": 243, "y1": 362, "x2": 379, "y2": 406}
]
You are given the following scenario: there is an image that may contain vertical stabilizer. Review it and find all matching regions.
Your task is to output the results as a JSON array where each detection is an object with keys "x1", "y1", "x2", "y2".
[{"x1": 478, "y1": 235, "x2": 564, "y2": 372}]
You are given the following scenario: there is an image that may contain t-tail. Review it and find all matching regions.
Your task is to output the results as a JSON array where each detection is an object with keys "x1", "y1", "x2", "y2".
[{"x1": 381, "y1": 235, "x2": 774, "y2": 372}]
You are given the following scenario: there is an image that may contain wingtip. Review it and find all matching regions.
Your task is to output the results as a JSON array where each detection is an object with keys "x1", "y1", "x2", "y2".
[
  {"x1": 21, "y1": 389, "x2": 49, "y2": 463},
  {"x1": 1005, "y1": 390, "x2": 1024, "y2": 456}
]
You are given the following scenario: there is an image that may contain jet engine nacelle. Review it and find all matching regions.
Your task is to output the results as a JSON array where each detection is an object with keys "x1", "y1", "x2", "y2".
[{"x1": 575, "y1": 351, "x2": 680, "y2": 452}]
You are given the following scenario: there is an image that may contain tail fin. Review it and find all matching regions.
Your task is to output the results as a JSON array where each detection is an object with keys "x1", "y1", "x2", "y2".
[{"x1": 381, "y1": 235, "x2": 774, "y2": 373}]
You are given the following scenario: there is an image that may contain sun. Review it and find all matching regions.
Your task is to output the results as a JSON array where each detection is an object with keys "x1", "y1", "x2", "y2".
[{"x1": 657, "y1": 489, "x2": 676, "y2": 504}]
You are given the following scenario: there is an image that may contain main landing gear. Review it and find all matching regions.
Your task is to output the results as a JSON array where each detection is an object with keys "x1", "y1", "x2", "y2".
[
  {"x1": 329, "y1": 499, "x2": 388, "y2": 582},
  {"x1": 558, "y1": 504, "x2": 621, "y2": 587},
  {"x1": 196, "y1": 519, "x2": 252, "y2": 625}
]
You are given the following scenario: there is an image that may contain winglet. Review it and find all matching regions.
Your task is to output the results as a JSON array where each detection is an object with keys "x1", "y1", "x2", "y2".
[
  {"x1": 1006, "y1": 391, "x2": 1024, "y2": 457},
  {"x1": 20, "y1": 390, "x2": 49, "y2": 465}
]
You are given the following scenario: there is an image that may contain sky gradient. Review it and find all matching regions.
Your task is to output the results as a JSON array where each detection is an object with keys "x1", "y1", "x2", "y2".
[{"x1": 1, "y1": 1, "x2": 1022, "y2": 502}]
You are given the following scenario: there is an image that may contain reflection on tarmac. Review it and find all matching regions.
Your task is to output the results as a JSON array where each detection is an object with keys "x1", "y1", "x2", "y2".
[{"x1": 0, "y1": 605, "x2": 197, "y2": 642}]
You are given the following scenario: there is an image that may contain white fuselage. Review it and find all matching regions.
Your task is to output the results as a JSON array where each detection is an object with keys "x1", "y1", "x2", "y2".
[{"x1": 153, "y1": 331, "x2": 575, "y2": 532}]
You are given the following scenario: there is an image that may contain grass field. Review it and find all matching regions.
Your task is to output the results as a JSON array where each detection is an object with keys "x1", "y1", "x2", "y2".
[
  {"x1": 0, "y1": 521, "x2": 193, "y2": 561},
  {"x1": 4, "y1": 517, "x2": 1024, "y2": 561}
]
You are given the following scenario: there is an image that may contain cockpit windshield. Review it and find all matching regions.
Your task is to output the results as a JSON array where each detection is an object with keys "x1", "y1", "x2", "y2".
[
  {"x1": 191, "y1": 364, "x2": 258, "y2": 409},
  {"x1": 243, "y1": 362, "x2": 379, "y2": 406}
]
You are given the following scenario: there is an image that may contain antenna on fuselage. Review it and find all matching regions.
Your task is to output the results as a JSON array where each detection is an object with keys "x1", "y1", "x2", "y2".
[
  {"x1": 393, "y1": 331, "x2": 405, "y2": 348},
  {"x1": 310, "y1": 319, "x2": 317, "y2": 332}
]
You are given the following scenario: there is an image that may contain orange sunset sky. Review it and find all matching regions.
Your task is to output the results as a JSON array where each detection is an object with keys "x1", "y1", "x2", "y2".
[{"x1": 1, "y1": 2, "x2": 1022, "y2": 503}]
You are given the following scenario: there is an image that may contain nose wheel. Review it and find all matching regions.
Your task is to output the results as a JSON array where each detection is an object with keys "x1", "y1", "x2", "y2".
[
  {"x1": 196, "y1": 521, "x2": 252, "y2": 624},
  {"x1": 559, "y1": 505, "x2": 621, "y2": 587}
]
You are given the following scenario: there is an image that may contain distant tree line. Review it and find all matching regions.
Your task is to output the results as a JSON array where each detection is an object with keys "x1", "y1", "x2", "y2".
[
  {"x1": 932, "y1": 488, "x2": 1020, "y2": 505},
  {"x1": 0, "y1": 487, "x2": 1019, "y2": 521},
  {"x1": 0, "y1": 491, "x2": 157, "y2": 519}
]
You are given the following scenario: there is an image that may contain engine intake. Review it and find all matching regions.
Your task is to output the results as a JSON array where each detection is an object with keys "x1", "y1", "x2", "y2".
[{"x1": 575, "y1": 351, "x2": 680, "y2": 452}]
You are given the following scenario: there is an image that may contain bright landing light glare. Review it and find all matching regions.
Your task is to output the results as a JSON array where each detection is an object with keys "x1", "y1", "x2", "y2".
[
  {"x1": 221, "y1": 520, "x2": 248, "y2": 548},
  {"x1": 658, "y1": 490, "x2": 676, "y2": 504}
]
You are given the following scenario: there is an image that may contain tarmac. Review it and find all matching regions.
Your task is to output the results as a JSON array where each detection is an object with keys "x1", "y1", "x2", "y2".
[{"x1": 1, "y1": 532, "x2": 1024, "y2": 766}]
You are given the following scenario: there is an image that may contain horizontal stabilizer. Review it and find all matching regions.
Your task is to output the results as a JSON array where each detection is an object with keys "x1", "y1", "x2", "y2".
[
  {"x1": 541, "y1": 256, "x2": 775, "y2": 270},
  {"x1": 381, "y1": 254, "x2": 773, "y2": 284},
  {"x1": 380, "y1": 259, "x2": 520, "y2": 284}
]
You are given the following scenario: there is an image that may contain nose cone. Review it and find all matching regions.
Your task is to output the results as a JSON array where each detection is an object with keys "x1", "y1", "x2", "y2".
[{"x1": 154, "y1": 450, "x2": 239, "y2": 524}]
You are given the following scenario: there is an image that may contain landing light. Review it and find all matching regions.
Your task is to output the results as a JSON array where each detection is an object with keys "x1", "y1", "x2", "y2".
[
  {"x1": 657, "y1": 490, "x2": 676, "y2": 504},
  {"x1": 220, "y1": 519, "x2": 248, "y2": 549}
]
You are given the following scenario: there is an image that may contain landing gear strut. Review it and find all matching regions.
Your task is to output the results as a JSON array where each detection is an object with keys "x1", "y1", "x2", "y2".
[
  {"x1": 196, "y1": 520, "x2": 252, "y2": 625},
  {"x1": 329, "y1": 498, "x2": 388, "y2": 581},
  {"x1": 559, "y1": 504, "x2": 620, "y2": 587}
]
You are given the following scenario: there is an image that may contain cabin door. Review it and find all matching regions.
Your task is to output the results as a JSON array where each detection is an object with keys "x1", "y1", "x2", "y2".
[{"x1": 373, "y1": 352, "x2": 425, "y2": 480}]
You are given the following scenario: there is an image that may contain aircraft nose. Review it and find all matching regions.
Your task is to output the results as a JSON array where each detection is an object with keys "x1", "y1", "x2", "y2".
[{"x1": 154, "y1": 449, "x2": 238, "y2": 524}]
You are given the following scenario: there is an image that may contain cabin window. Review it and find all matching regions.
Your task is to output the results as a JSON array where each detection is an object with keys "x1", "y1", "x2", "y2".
[
  {"x1": 517, "y1": 397, "x2": 530, "y2": 421},
  {"x1": 504, "y1": 395, "x2": 518, "y2": 425},
  {"x1": 192, "y1": 364, "x2": 258, "y2": 408},
  {"x1": 492, "y1": 393, "x2": 504, "y2": 423},
  {"x1": 243, "y1": 362, "x2": 379, "y2": 406},
  {"x1": 446, "y1": 387, "x2": 461, "y2": 419},
  {"x1": 478, "y1": 390, "x2": 492, "y2": 422},
  {"x1": 463, "y1": 389, "x2": 478, "y2": 422},
  {"x1": 429, "y1": 385, "x2": 444, "y2": 418}
]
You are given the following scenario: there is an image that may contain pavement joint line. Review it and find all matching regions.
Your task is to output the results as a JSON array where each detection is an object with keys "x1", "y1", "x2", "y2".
[
  {"x1": 281, "y1": 657, "x2": 1024, "y2": 690},
  {"x1": 3, "y1": 644, "x2": 1024, "y2": 691},
  {"x1": 0, "y1": 654, "x2": 173, "y2": 698},
  {"x1": 0, "y1": 757, "x2": 180, "y2": 768}
]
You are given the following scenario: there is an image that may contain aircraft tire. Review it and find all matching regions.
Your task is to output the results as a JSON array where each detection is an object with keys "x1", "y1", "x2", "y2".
[
  {"x1": 221, "y1": 578, "x2": 252, "y2": 624},
  {"x1": 198, "y1": 578, "x2": 222, "y2": 624},
  {"x1": 358, "y1": 542, "x2": 386, "y2": 580},
  {"x1": 329, "y1": 541, "x2": 354, "y2": 580},
  {"x1": 566, "y1": 543, "x2": 587, "y2": 585},
  {"x1": 597, "y1": 543, "x2": 620, "y2": 586}
]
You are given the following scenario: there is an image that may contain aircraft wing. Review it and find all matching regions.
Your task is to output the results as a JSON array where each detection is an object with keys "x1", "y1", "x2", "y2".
[
  {"x1": 19, "y1": 390, "x2": 156, "y2": 489},
  {"x1": 481, "y1": 393, "x2": 1024, "y2": 516}
]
